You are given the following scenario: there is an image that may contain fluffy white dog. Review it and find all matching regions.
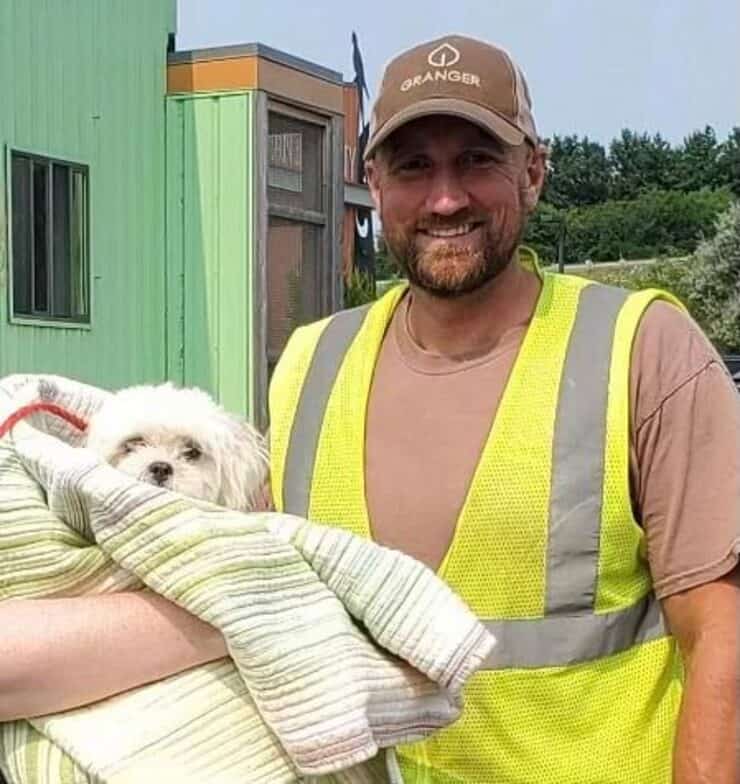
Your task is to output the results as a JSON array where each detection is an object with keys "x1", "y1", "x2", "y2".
[{"x1": 85, "y1": 383, "x2": 269, "y2": 511}]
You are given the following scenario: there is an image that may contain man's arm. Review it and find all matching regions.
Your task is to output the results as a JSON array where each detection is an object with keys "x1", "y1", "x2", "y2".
[
  {"x1": 0, "y1": 592, "x2": 227, "y2": 720},
  {"x1": 662, "y1": 568, "x2": 739, "y2": 784}
]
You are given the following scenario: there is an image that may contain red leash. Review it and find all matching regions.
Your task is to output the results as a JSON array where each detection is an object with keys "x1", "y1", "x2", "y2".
[{"x1": 0, "y1": 402, "x2": 88, "y2": 439}]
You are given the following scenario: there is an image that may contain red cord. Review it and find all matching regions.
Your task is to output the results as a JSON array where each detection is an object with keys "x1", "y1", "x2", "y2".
[{"x1": 0, "y1": 402, "x2": 88, "y2": 440}]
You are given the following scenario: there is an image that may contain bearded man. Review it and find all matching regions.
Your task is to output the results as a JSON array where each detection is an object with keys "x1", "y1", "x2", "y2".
[
  {"x1": 268, "y1": 35, "x2": 740, "y2": 784},
  {"x1": 2, "y1": 34, "x2": 738, "y2": 784}
]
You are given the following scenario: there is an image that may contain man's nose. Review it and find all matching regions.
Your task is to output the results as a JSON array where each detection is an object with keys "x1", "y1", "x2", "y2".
[{"x1": 425, "y1": 170, "x2": 470, "y2": 216}]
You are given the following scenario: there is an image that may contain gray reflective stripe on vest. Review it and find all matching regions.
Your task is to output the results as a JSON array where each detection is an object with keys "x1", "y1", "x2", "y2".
[
  {"x1": 481, "y1": 591, "x2": 667, "y2": 670},
  {"x1": 282, "y1": 304, "x2": 372, "y2": 516},
  {"x1": 546, "y1": 284, "x2": 629, "y2": 614}
]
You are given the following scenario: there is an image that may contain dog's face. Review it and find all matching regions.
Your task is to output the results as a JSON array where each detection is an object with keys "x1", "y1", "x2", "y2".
[{"x1": 85, "y1": 384, "x2": 268, "y2": 511}]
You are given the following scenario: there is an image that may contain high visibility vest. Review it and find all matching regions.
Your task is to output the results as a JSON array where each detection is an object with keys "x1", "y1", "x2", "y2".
[{"x1": 269, "y1": 268, "x2": 684, "y2": 783}]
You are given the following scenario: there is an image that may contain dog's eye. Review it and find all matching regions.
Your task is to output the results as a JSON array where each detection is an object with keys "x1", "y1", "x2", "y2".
[
  {"x1": 122, "y1": 437, "x2": 146, "y2": 453},
  {"x1": 183, "y1": 445, "x2": 202, "y2": 461}
]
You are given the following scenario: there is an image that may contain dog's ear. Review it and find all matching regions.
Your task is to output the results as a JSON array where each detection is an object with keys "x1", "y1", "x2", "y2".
[{"x1": 217, "y1": 414, "x2": 269, "y2": 512}]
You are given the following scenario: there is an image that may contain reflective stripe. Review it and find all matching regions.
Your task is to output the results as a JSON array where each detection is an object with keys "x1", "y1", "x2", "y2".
[
  {"x1": 481, "y1": 592, "x2": 667, "y2": 670},
  {"x1": 281, "y1": 281, "x2": 667, "y2": 671},
  {"x1": 283, "y1": 305, "x2": 371, "y2": 516},
  {"x1": 547, "y1": 285, "x2": 629, "y2": 614}
]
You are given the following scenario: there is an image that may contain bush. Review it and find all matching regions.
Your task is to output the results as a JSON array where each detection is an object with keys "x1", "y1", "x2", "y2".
[
  {"x1": 565, "y1": 188, "x2": 733, "y2": 263},
  {"x1": 575, "y1": 202, "x2": 740, "y2": 353},
  {"x1": 682, "y1": 202, "x2": 740, "y2": 353},
  {"x1": 343, "y1": 268, "x2": 377, "y2": 308},
  {"x1": 526, "y1": 188, "x2": 733, "y2": 266},
  {"x1": 524, "y1": 202, "x2": 565, "y2": 266}
]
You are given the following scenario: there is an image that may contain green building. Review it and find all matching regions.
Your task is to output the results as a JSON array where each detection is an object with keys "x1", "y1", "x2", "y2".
[
  {"x1": 1, "y1": 0, "x2": 176, "y2": 389},
  {"x1": 0, "y1": 2, "x2": 365, "y2": 426}
]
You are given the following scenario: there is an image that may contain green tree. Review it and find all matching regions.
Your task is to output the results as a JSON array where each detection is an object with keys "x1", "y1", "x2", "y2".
[
  {"x1": 562, "y1": 188, "x2": 732, "y2": 263},
  {"x1": 608, "y1": 130, "x2": 677, "y2": 200},
  {"x1": 718, "y1": 127, "x2": 740, "y2": 197},
  {"x1": 673, "y1": 126, "x2": 723, "y2": 192},
  {"x1": 542, "y1": 135, "x2": 610, "y2": 208},
  {"x1": 524, "y1": 202, "x2": 566, "y2": 265}
]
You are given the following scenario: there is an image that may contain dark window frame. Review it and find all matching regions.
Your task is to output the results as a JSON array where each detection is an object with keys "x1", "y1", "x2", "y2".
[{"x1": 8, "y1": 148, "x2": 91, "y2": 326}]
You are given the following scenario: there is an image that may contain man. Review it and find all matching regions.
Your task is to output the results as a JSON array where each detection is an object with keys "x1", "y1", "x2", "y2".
[
  {"x1": 267, "y1": 35, "x2": 740, "y2": 783},
  {"x1": 1, "y1": 34, "x2": 738, "y2": 784}
]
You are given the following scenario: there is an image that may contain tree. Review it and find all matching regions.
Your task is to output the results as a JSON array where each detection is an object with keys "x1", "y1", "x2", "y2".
[
  {"x1": 542, "y1": 135, "x2": 610, "y2": 208},
  {"x1": 718, "y1": 127, "x2": 740, "y2": 197},
  {"x1": 608, "y1": 130, "x2": 677, "y2": 200},
  {"x1": 673, "y1": 126, "x2": 723, "y2": 192},
  {"x1": 555, "y1": 188, "x2": 732, "y2": 264},
  {"x1": 524, "y1": 202, "x2": 566, "y2": 265}
]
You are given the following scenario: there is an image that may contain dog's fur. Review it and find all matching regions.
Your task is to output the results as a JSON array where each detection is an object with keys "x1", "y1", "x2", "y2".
[{"x1": 85, "y1": 384, "x2": 268, "y2": 511}]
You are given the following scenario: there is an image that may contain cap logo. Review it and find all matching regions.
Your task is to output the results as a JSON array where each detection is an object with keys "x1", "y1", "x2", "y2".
[{"x1": 428, "y1": 43, "x2": 460, "y2": 68}]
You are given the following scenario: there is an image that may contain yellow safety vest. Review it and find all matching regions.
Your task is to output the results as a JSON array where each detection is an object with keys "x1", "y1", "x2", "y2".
[{"x1": 269, "y1": 266, "x2": 684, "y2": 783}]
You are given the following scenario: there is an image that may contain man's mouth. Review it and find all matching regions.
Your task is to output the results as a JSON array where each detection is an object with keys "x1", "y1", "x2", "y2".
[{"x1": 419, "y1": 222, "x2": 483, "y2": 238}]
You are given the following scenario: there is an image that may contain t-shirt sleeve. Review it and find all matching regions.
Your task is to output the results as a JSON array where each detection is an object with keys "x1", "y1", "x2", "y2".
[{"x1": 630, "y1": 301, "x2": 740, "y2": 599}]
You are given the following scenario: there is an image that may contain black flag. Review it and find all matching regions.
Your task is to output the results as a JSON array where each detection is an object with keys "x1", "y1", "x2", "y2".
[{"x1": 350, "y1": 33, "x2": 375, "y2": 279}]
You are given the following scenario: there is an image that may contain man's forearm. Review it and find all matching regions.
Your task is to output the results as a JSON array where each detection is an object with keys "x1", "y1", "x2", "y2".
[
  {"x1": 0, "y1": 592, "x2": 227, "y2": 720},
  {"x1": 673, "y1": 637, "x2": 738, "y2": 784}
]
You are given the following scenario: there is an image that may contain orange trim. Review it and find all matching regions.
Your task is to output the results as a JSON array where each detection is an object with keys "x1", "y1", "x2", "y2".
[
  {"x1": 167, "y1": 57, "x2": 259, "y2": 93},
  {"x1": 167, "y1": 55, "x2": 345, "y2": 115}
]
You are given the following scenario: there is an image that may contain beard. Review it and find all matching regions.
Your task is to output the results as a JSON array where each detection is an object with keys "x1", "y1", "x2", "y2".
[{"x1": 383, "y1": 204, "x2": 528, "y2": 298}]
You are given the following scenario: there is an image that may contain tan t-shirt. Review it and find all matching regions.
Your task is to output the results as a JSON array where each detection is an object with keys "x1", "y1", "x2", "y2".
[{"x1": 364, "y1": 293, "x2": 740, "y2": 599}]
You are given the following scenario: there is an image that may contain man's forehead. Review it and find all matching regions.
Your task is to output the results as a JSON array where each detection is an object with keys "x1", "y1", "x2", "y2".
[{"x1": 383, "y1": 116, "x2": 507, "y2": 156}]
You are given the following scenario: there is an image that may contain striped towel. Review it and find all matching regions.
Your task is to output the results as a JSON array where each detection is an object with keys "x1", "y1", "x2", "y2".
[{"x1": 0, "y1": 375, "x2": 495, "y2": 784}]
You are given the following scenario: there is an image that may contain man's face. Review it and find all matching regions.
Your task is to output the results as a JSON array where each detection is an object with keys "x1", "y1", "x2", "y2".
[{"x1": 367, "y1": 116, "x2": 543, "y2": 297}]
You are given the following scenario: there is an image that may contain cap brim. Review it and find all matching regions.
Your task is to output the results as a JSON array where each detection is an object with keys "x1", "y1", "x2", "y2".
[{"x1": 363, "y1": 98, "x2": 526, "y2": 160}]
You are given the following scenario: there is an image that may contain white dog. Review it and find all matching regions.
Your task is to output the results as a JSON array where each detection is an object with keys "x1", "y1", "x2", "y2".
[{"x1": 85, "y1": 383, "x2": 269, "y2": 512}]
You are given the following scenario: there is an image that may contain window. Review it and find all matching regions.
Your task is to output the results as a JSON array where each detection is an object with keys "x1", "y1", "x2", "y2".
[
  {"x1": 10, "y1": 151, "x2": 90, "y2": 323},
  {"x1": 266, "y1": 110, "x2": 330, "y2": 369}
]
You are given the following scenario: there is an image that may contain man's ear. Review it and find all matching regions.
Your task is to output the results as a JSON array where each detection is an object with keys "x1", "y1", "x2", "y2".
[
  {"x1": 521, "y1": 143, "x2": 548, "y2": 213},
  {"x1": 364, "y1": 158, "x2": 383, "y2": 212}
]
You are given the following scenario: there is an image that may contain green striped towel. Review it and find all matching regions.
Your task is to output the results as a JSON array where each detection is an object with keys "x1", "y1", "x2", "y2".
[{"x1": 0, "y1": 375, "x2": 494, "y2": 784}]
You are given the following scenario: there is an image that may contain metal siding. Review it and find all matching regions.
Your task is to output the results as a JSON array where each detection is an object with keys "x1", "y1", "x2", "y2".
[
  {"x1": 252, "y1": 91, "x2": 269, "y2": 429},
  {"x1": 165, "y1": 92, "x2": 257, "y2": 420},
  {"x1": 218, "y1": 95, "x2": 252, "y2": 416},
  {"x1": 0, "y1": 0, "x2": 176, "y2": 389},
  {"x1": 165, "y1": 97, "x2": 185, "y2": 384}
]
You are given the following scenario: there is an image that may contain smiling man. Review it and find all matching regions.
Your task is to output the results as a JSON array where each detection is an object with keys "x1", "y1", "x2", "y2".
[
  {"x1": 1, "y1": 33, "x2": 738, "y2": 784},
  {"x1": 268, "y1": 35, "x2": 740, "y2": 784}
]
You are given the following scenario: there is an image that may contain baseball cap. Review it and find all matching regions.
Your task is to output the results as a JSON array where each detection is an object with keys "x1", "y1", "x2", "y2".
[{"x1": 364, "y1": 34, "x2": 538, "y2": 160}]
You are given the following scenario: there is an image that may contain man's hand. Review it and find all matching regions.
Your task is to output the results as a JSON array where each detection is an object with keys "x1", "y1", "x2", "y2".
[
  {"x1": 662, "y1": 567, "x2": 739, "y2": 784},
  {"x1": 0, "y1": 592, "x2": 227, "y2": 720}
]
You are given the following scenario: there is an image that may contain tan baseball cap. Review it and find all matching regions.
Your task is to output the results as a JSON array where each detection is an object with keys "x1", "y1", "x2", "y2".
[{"x1": 364, "y1": 34, "x2": 538, "y2": 160}]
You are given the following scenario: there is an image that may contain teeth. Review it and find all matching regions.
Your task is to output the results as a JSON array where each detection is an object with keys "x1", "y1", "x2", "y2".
[{"x1": 425, "y1": 224, "x2": 473, "y2": 238}]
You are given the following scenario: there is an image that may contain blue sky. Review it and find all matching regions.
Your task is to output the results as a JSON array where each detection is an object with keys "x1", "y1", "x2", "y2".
[{"x1": 176, "y1": 0, "x2": 740, "y2": 147}]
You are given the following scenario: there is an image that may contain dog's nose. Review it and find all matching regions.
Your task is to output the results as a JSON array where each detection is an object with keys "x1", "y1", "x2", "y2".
[{"x1": 149, "y1": 461, "x2": 173, "y2": 483}]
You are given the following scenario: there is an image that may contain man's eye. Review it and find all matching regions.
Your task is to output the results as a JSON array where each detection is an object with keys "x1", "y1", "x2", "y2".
[
  {"x1": 461, "y1": 150, "x2": 497, "y2": 168},
  {"x1": 395, "y1": 157, "x2": 429, "y2": 174}
]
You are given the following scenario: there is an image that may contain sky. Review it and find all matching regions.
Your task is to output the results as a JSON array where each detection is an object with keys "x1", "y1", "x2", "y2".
[{"x1": 176, "y1": 0, "x2": 740, "y2": 148}]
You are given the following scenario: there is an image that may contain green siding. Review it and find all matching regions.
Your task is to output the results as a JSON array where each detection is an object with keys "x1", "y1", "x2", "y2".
[
  {"x1": 0, "y1": 0, "x2": 176, "y2": 388},
  {"x1": 166, "y1": 92, "x2": 257, "y2": 420}
]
